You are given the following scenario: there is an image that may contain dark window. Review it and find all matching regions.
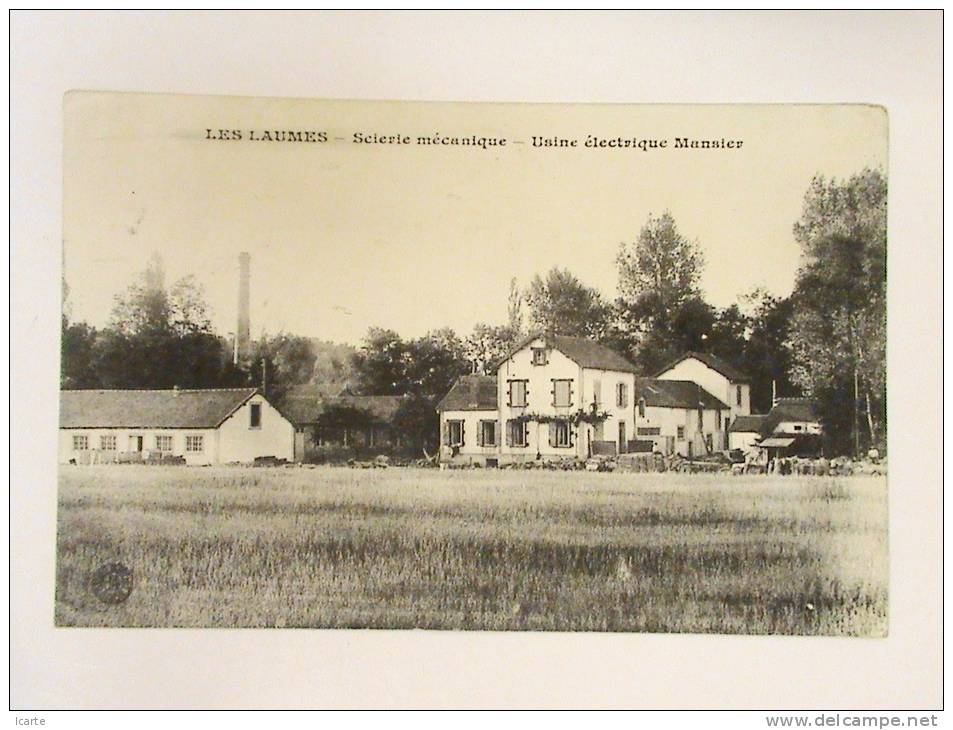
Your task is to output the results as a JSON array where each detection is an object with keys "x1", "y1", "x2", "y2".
[
  {"x1": 555, "y1": 421, "x2": 571, "y2": 447},
  {"x1": 532, "y1": 347, "x2": 548, "y2": 366},
  {"x1": 616, "y1": 383, "x2": 628, "y2": 408},
  {"x1": 637, "y1": 426, "x2": 661, "y2": 436},
  {"x1": 508, "y1": 419, "x2": 528, "y2": 447},
  {"x1": 250, "y1": 403, "x2": 262, "y2": 429},
  {"x1": 736, "y1": 386, "x2": 742, "y2": 406},
  {"x1": 638, "y1": 398, "x2": 646, "y2": 418},
  {"x1": 677, "y1": 426, "x2": 685, "y2": 440},
  {"x1": 479, "y1": 420, "x2": 497, "y2": 446},
  {"x1": 447, "y1": 420, "x2": 464, "y2": 446}
]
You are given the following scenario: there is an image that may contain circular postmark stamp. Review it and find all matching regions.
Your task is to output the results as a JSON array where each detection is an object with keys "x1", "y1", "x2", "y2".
[{"x1": 90, "y1": 561, "x2": 134, "y2": 605}]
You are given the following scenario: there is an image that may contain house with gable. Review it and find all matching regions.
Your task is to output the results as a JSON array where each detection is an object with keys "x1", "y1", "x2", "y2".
[
  {"x1": 728, "y1": 397, "x2": 823, "y2": 455},
  {"x1": 59, "y1": 387, "x2": 295, "y2": 466},
  {"x1": 633, "y1": 377, "x2": 732, "y2": 457},
  {"x1": 438, "y1": 333, "x2": 638, "y2": 466},
  {"x1": 654, "y1": 351, "x2": 752, "y2": 426}
]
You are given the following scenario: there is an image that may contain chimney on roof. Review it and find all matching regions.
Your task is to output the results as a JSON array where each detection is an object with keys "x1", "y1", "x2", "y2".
[{"x1": 234, "y1": 252, "x2": 251, "y2": 365}]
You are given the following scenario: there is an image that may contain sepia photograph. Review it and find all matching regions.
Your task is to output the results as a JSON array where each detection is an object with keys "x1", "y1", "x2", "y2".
[{"x1": 54, "y1": 93, "x2": 889, "y2": 635}]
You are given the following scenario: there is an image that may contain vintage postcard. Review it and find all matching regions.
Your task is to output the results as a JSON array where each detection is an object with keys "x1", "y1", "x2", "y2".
[{"x1": 57, "y1": 92, "x2": 888, "y2": 634}]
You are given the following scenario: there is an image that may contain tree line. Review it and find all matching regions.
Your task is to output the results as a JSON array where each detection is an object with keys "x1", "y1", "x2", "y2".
[{"x1": 61, "y1": 168, "x2": 886, "y2": 456}]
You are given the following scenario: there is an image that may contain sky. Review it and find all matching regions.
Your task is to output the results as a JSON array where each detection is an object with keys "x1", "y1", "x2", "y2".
[{"x1": 63, "y1": 93, "x2": 887, "y2": 346}]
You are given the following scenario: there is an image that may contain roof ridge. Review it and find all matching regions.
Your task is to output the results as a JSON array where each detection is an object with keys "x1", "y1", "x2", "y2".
[{"x1": 61, "y1": 387, "x2": 257, "y2": 393}]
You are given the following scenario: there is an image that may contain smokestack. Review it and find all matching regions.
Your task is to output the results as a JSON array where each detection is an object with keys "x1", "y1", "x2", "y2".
[{"x1": 234, "y1": 252, "x2": 251, "y2": 365}]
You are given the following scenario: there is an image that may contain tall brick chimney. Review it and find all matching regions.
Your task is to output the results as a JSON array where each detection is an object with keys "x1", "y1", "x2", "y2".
[{"x1": 233, "y1": 252, "x2": 251, "y2": 364}]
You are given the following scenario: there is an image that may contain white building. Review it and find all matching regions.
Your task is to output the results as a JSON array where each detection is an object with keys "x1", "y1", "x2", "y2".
[
  {"x1": 435, "y1": 374, "x2": 501, "y2": 466},
  {"x1": 655, "y1": 351, "x2": 751, "y2": 424},
  {"x1": 727, "y1": 414, "x2": 768, "y2": 451},
  {"x1": 633, "y1": 377, "x2": 732, "y2": 457},
  {"x1": 59, "y1": 387, "x2": 295, "y2": 466},
  {"x1": 438, "y1": 334, "x2": 638, "y2": 465},
  {"x1": 727, "y1": 398, "x2": 823, "y2": 453}
]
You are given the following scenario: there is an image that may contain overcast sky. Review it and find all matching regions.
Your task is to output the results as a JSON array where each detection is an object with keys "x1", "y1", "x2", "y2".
[{"x1": 63, "y1": 93, "x2": 887, "y2": 346}]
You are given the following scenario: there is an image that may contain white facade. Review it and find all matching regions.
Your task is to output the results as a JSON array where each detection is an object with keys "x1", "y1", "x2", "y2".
[
  {"x1": 439, "y1": 409, "x2": 501, "y2": 465},
  {"x1": 495, "y1": 337, "x2": 637, "y2": 463},
  {"x1": 773, "y1": 419, "x2": 822, "y2": 436},
  {"x1": 657, "y1": 357, "x2": 751, "y2": 420},
  {"x1": 438, "y1": 336, "x2": 639, "y2": 465},
  {"x1": 634, "y1": 404, "x2": 730, "y2": 457},
  {"x1": 59, "y1": 392, "x2": 294, "y2": 466},
  {"x1": 728, "y1": 430, "x2": 761, "y2": 451}
]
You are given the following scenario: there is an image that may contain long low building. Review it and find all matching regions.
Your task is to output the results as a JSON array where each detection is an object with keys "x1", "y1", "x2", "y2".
[{"x1": 59, "y1": 387, "x2": 295, "y2": 466}]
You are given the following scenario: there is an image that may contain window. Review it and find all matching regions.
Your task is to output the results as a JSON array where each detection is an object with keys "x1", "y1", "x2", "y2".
[
  {"x1": 72, "y1": 435, "x2": 88, "y2": 451},
  {"x1": 637, "y1": 398, "x2": 646, "y2": 418},
  {"x1": 532, "y1": 347, "x2": 548, "y2": 366},
  {"x1": 446, "y1": 420, "x2": 464, "y2": 447},
  {"x1": 637, "y1": 426, "x2": 661, "y2": 436},
  {"x1": 550, "y1": 421, "x2": 572, "y2": 448},
  {"x1": 592, "y1": 379, "x2": 602, "y2": 406},
  {"x1": 507, "y1": 419, "x2": 528, "y2": 448},
  {"x1": 155, "y1": 435, "x2": 173, "y2": 452},
  {"x1": 99, "y1": 434, "x2": 117, "y2": 451},
  {"x1": 736, "y1": 386, "x2": 742, "y2": 406},
  {"x1": 676, "y1": 426, "x2": 685, "y2": 441},
  {"x1": 507, "y1": 380, "x2": 528, "y2": 407},
  {"x1": 793, "y1": 424, "x2": 803, "y2": 432},
  {"x1": 185, "y1": 435, "x2": 204, "y2": 452},
  {"x1": 616, "y1": 382, "x2": 628, "y2": 408},
  {"x1": 552, "y1": 379, "x2": 573, "y2": 407},
  {"x1": 479, "y1": 420, "x2": 497, "y2": 447},
  {"x1": 706, "y1": 434, "x2": 713, "y2": 452},
  {"x1": 250, "y1": 403, "x2": 262, "y2": 429}
]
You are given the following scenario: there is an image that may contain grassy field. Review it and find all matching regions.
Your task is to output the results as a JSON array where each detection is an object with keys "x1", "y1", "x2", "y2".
[{"x1": 55, "y1": 465, "x2": 888, "y2": 635}]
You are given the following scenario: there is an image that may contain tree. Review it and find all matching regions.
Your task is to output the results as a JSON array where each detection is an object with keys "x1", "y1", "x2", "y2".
[
  {"x1": 788, "y1": 169, "x2": 887, "y2": 454},
  {"x1": 464, "y1": 323, "x2": 521, "y2": 374},
  {"x1": 506, "y1": 276, "x2": 524, "y2": 335},
  {"x1": 525, "y1": 267, "x2": 613, "y2": 339},
  {"x1": 615, "y1": 212, "x2": 707, "y2": 371},
  {"x1": 392, "y1": 394, "x2": 440, "y2": 454},
  {"x1": 247, "y1": 333, "x2": 317, "y2": 401},
  {"x1": 617, "y1": 211, "x2": 704, "y2": 320},
  {"x1": 60, "y1": 315, "x2": 99, "y2": 389},
  {"x1": 738, "y1": 289, "x2": 799, "y2": 414},
  {"x1": 350, "y1": 328, "x2": 410, "y2": 395},
  {"x1": 73, "y1": 254, "x2": 240, "y2": 390},
  {"x1": 405, "y1": 328, "x2": 470, "y2": 397}
]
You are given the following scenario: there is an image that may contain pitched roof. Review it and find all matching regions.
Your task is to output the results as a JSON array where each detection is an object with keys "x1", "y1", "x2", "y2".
[
  {"x1": 769, "y1": 397, "x2": 820, "y2": 422},
  {"x1": 654, "y1": 351, "x2": 750, "y2": 382},
  {"x1": 728, "y1": 414, "x2": 768, "y2": 433},
  {"x1": 436, "y1": 375, "x2": 498, "y2": 412},
  {"x1": 60, "y1": 388, "x2": 259, "y2": 429},
  {"x1": 279, "y1": 386, "x2": 409, "y2": 425},
  {"x1": 761, "y1": 397, "x2": 820, "y2": 435},
  {"x1": 634, "y1": 378, "x2": 730, "y2": 411},
  {"x1": 497, "y1": 332, "x2": 639, "y2": 374}
]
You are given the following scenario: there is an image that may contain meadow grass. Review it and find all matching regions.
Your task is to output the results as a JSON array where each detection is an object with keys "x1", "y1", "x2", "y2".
[{"x1": 55, "y1": 465, "x2": 888, "y2": 634}]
